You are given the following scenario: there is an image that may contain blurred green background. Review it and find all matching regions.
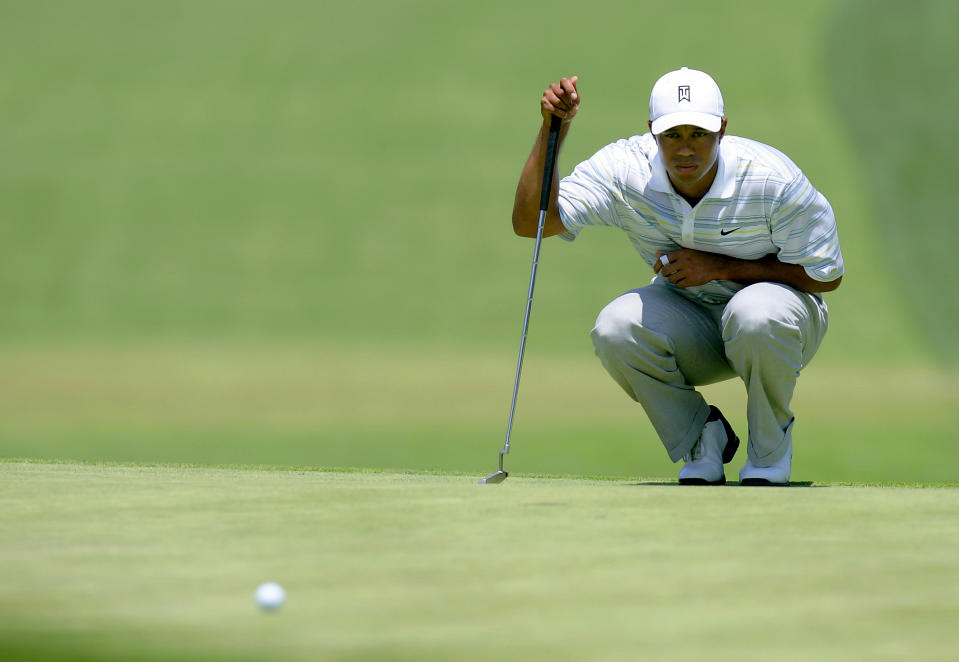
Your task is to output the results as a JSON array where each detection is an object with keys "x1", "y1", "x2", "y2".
[{"x1": 1, "y1": 0, "x2": 957, "y2": 483}]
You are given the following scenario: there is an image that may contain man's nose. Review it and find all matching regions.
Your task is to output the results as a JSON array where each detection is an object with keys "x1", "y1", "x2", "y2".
[{"x1": 676, "y1": 141, "x2": 695, "y2": 156}]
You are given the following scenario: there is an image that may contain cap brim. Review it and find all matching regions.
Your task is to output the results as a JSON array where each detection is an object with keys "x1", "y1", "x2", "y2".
[{"x1": 651, "y1": 111, "x2": 722, "y2": 134}]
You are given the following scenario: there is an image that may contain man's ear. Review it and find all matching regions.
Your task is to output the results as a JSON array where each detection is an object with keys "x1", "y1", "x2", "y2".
[{"x1": 719, "y1": 117, "x2": 728, "y2": 139}]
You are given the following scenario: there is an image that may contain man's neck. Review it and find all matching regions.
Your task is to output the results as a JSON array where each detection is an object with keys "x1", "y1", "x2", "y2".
[{"x1": 677, "y1": 191, "x2": 704, "y2": 208}]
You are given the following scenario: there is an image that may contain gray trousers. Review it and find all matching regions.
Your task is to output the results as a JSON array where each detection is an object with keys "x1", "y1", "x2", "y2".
[{"x1": 590, "y1": 278, "x2": 828, "y2": 466}]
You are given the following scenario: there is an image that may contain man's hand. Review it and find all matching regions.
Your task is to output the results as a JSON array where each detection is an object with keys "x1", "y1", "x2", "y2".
[
  {"x1": 655, "y1": 249, "x2": 730, "y2": 288},
  {"x1": 541, "y1": 76, "x2": 579, "y2": 123}
]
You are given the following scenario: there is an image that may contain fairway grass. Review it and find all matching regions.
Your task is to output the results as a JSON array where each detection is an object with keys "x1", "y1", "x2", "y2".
[
  {"x1": 3, "y1": 462, "x2": 958, "y2": 662},
  {"x1": 0, "y1": 0, "x2": 933, "y2": 368},
  {"x1": 1, "y1": 345, "x2": 957, "y2": 485}
]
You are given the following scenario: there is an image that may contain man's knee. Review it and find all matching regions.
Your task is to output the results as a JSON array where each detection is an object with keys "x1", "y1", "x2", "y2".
[
  {"x1": 590, "y1": 295, "x2": 638, "y2": 355},
  {"x1": 722, "y1": 284, "x2": 805, "y2": 355},
  {"x1": 723, "y1": 304, "x2": 782, "y2": 342}
]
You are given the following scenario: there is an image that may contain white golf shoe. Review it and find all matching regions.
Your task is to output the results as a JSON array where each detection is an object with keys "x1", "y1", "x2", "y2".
[
  {"x1": 739, "y1": 442, "x2": 792, "y2": 486},
  {"x1": 678, "y1": 406, "x2": 740, "y2": 485}
]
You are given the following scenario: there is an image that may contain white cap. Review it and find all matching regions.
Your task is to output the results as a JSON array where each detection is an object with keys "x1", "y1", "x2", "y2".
[{"x1": 649, "y1": 67, "x2": 724, "y2": 134}]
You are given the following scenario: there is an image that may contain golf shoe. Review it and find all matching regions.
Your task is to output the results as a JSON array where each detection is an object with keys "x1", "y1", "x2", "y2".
[
  {"x1": 739, "y1": 441, "x2": 792, "y2": 486},
  {"x1": 678, "y1": 406, "x2": 740, "y2": 485}
]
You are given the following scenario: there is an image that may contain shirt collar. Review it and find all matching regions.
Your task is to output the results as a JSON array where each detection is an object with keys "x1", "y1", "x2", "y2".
[{"x1": 647, "y1": 136, "x2": 738, "y2": 200}]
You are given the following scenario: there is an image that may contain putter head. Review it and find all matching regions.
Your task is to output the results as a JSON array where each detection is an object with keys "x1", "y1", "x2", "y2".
[{"x1": 478, "y1": 470, "x2": 508, "y2": 485}]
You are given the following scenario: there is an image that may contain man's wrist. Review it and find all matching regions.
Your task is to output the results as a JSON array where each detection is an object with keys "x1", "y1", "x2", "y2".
[{"x1": 719, "y1": 254, "x2": 744, "y2": 281}]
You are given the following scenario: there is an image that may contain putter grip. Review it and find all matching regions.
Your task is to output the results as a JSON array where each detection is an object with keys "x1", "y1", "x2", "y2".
[{"x1": 539, "y1": 115, "x2": 562, "y2": 212}]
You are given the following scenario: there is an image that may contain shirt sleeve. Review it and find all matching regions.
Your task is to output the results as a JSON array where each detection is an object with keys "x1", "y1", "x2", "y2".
[
  {"x1": 770, "y1": 173, "x2": 845, "y2": 283},
  {"x1": 556, "y1": 141, "x2": 628, "y2": 242}
]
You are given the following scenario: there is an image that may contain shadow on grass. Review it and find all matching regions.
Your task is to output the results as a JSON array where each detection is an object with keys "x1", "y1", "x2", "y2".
[{"x1": 627, "y1": 481, "x2": 816, "y2": 488}]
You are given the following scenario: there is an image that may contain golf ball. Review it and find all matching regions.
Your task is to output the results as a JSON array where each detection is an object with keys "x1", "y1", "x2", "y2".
[
  {"x1": 659, "y1": 254, "x2": 670, "y2": 267},
  {"x1": 255, "y1": 582, "x2": 286, "y2": 611}
]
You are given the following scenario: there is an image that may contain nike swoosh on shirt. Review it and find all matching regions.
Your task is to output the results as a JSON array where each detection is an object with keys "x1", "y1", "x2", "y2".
[{"x1": 720, "y1": 227, "x2": 742, "y2": 236}]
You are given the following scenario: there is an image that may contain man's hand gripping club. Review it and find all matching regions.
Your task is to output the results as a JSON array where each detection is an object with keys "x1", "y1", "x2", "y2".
[{"x1": 512, "y1": 76, "x2": 580, "y2": 238}]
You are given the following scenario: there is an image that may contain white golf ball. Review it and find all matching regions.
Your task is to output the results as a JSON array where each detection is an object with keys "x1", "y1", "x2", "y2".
[{"x1": 255, "y1": 582, "x2": 286, "y2": 611}]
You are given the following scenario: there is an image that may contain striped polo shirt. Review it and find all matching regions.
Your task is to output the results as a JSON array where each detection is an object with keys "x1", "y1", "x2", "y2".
[{"x1": 557, "y1": 133, "x2": 845, "y2": 304}]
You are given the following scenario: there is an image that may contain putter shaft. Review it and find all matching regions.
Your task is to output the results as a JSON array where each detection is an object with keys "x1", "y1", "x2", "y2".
[{"x1": 479, "y1": 115, "x2": 562, "y2": 484}]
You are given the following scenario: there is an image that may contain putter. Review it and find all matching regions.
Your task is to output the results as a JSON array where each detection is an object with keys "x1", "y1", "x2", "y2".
[{"x1": 479, "y1": 114, "x2": 562, "y2": 485}]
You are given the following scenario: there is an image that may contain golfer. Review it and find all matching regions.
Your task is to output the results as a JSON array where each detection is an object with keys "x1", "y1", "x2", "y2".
[{"x1": 513, "y1": 68, "x2": 844, "y2": 485}]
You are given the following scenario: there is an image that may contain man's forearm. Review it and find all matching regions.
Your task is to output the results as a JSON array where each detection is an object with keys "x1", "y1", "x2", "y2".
[
  {"x1": 512, "y1": 118, "x2": 570, "y2": 238},
  {"x1": 657, "y1": 249, "x2": 843, "y2": 293},
  {"x1": 724, "y1": 254, "x2": 842, "y2": 293}
]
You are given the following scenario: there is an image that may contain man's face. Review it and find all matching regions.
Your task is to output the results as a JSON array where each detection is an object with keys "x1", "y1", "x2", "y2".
[{"x1": 650, "y1": 120, "x2": 727, "y2": 196}]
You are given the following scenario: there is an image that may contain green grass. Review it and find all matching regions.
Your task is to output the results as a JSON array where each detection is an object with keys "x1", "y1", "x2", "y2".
[
  {"x1": 3, "y1": 461, "x2": 959, "y2": 662},
  {"x1": 2, "y1": 2, "x2": 959, "y2": 659},
  {"x1": 0, "y1": 0, "x2": 932, "y2": 363},
  {"x1": 827, "y1": 0, "x2": 959, "y2": 363},
  {"x1": 1, "y1": 345, "x2": 957, "y2": 484}
]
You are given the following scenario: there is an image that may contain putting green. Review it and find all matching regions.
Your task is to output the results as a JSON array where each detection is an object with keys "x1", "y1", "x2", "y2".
[
  {"x1": 3, "y1": 2, "x2": 959, "y2": 658},
  {"x1": 3, "y1": 461, "x2": 958, "y2": 661}
]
